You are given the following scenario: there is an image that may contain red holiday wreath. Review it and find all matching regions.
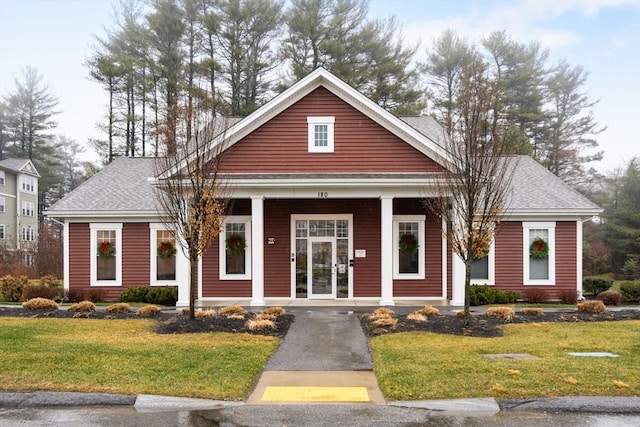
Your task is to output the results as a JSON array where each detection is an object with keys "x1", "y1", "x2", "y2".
[
  {"x1": 97, "y1": 241, "x2": 115, "y2": 258},
  {"x1": 157, "y1": 241, "x2": 177, "y2": 259},
  {"x1": 399, "y1": 233, "x2": 419, "y2": 254},
  {"x1": 226, "y1": 234, "x2": 246, "y2": 254},
  {"x1": 529, "y1": 237, "x2": 549, "y2": 259}
]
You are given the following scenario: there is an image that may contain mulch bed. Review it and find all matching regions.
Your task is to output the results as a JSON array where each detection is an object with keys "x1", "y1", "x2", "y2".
[
  {"x1": 360, "y1": 310, "x2": 640, "y2": 338},
  {"x1": 0, "y1": 306, "x2": 294, "y2": 337}
]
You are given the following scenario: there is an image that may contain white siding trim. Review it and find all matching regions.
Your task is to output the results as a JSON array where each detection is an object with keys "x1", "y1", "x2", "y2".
[
  {"x1": 522, "y1": 221, "x2": 556, "y2": 286},
  {"x1": 380, "y1": 196, "x2": 394, "y2": 305},
  {"x1": 89, "y1": 223, "x2": 123, "y2": 287},
  {"x1": 251, "y1": 197, "x2": 265, "y2": 306}
]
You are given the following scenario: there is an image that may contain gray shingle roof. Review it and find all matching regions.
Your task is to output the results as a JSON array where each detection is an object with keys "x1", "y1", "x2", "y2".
[
  {"x1": 0, "y1": 158, "x2": 40, "y2": 176},
  {"x1": 46, "y1": 157, "x2": 158, "y2": 214},
  {"x1": 399, "y1": 116, "x2": 447, "y2": 149},
  {"x1": 506, "y1": 156, "x2": 601, "y2": 213}
]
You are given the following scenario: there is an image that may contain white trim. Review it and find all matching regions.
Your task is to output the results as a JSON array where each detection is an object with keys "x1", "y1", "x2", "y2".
[
  {"x1": 392, "y1": 215, "x2": 426, "y2": 280},
  {"x1": 523, "y1": 221, "x2": 556, "y2": 286},
  {"x1": 63, "y1": 220, "x2": 70, "y2": 292},
  {"x1": 89, "y1": 223, "x2": 123, "y2": 287},
  {"x1": 250, "y1": 197, "x2": 265, "y2": 306},
  {"x1": 576, "y1": 220, "x2": 583, "y2": 298},
  {"x1": 307, "y1": 116, "x2": 335, "y2": 153},
  {"x1": 219, "y1": 216, "x2": 252, "y2": 280},
  {"x1": 441, "y1": 217, "x2": 448, "y2": 300},
  {"x1": 470, "y1": 240, "x2": 496, "y2": 286},
  {"x1": 380, "y1": 197, "x2": 394, "y2": 305},
  {"x1": 451, "y1": 254, "x2": 466, "y2": 306}
]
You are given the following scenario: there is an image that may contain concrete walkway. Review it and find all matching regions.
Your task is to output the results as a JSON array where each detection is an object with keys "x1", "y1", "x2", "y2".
[{"x1": 247, "y1": 309, "x2": 386, "y2": 405}]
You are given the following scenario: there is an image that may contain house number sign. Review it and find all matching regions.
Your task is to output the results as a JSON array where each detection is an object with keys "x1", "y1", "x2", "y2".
[{"x1": 317, "y1": 192, "x2": 328, "y2": 198}]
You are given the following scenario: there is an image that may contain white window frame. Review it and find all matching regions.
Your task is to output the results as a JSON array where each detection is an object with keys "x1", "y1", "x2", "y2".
[
  {"x1": 0, "y1": 197, "x2": 4, "y2": 213},
  {"x1": 149, "y1": 223, "x2": 180, "y2": 286},
  {"x1": 0, "y1": 171, "x2": 5, "y2": 186},
  {"x1": 22, "y1": 176, "x2": 36, "y2": 193},
  {"x1": 307, "y1": 116, "x2": 335, "y2": 153},
  {"x1": 219, "y1": 216, "x2": 252, "y2": 280},
  {"x1": 22, "y1": 201, "x2": 34, "y2": 217},
  {"x1": 90, "y1": 223, "x2": 123, "y2": 287},
  {"x1": 523, "y1": 221, "x2": 556, "y2": 286},
  {"x1": 0, "y1": 224, "x2": 4, "y2": 239},
  {"x1": 470, "y1": 240, "x2": 495, "y2": 285},
  {"x1": 21, "y1": 226, "x2": 35, "y2": 242},
  {"x1": 393, "y1": 215, "x2": 426, "y2": 280}
]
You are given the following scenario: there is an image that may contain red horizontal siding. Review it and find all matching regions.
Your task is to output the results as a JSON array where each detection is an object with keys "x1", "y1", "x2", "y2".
[
  {"x1": 201, "y1": 240, "x2": 252, "y2": 298},
  {"x1": 219, "y1": 87, "x2": 444, "y2": 174},
  {"x1": 122, "y1": 223, "x2": 150, "y2": 286},
  {"x1": 69, "y1": 223, "x2": 90, "y2": 288},
  {"x1": 494, "y1": 222, "x2": 523, "y2": 288}
]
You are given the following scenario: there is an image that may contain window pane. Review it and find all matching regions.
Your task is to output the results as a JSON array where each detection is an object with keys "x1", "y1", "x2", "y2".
[
  {"x1": 399, "y1": 251, "x2": 419, "y2": 274},
  {"x1": 156, "y1": 230, "x2": 176, "y2": 280},
  {"x1": 529, "y1": 229, "x2": 549, "y2": 280},
  {"x1": 336, "y1": 220, "x2": 348, "y2": 237},
  {"x1": 296, "y1": 220, "x2": 308, "y2": 238},
  {"x1": 314, "y1": 124, "x2": 328, "y2": 147},
  {"x1": 398, "y1": 222, "x2": 419, "y2": 274},
  {"x1": 296, "y1": 238, "x2": 307, "y2": 297},
  {"x1": 309, "y1": 220, "x2": 334, "y2": 237},
  {"x1": 97, "y1": 256, "x2": 116, "y2": 280},
  {"x1": 471, "y1": 256, "x2": 489, "y2": 280},
  {"x1": 225, "y1": 222, "x2": 246, "y2": 275},
  {"x1": 226, "y1": 251, "x2": 246, "y2": 275},
  {"x1": 337, "y1": 238, "x2": 348, "y2": 298}
]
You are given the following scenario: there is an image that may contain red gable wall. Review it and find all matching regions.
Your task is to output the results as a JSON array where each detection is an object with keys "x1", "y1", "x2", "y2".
[{"x1": 219, "y1": 87, "x2": 444, "y2": 174}]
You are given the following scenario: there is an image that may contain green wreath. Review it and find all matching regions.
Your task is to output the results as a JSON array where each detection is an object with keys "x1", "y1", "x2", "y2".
[
  {"x1": 97, "y1": 241, "x2": 115, "y2": 258},
  {"x1": 530, "y1": 237, "x2": 549, "y2": 259},
  {"x1": 399, "y1": 233, "x2": 419, "y2": 254},
  {"x1": 226, "y1": 234, "x2": 246, "y2": 254},
  {"x1": 157, "y1": 241, "x2": 177, "y2": 259}
]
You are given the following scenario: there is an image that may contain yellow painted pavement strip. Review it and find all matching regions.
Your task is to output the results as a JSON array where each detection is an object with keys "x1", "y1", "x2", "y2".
[{"x1": 262, "y1": 386, "x2": 369, "y2": 402}]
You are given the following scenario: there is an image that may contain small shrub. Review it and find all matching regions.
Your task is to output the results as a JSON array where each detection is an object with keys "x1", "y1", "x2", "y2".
[
  {"x1": 521, "y1": 307, "x2": 543, "y2": 316},
  {"x1": 469, "y1": 285, "x2": 494, "y2": 306},
  {"x1": 619, "y1": 281, "x2": 640, "y2": 303},
  {"x1": 138, "y1": 305, "x2": 162, "y2": 317},
  {"x1": 146, "y1": 286, "x2": 178, "y2": 306},
  {"x1": 118, "y1": 286, "x2": 149, "y2": 303},
  {"x1": 417, "y1": 305, "x2": 439, "y2": 317},
  {"x1": 485, "y1": 306, "x2": 514, "y2": 321},
  {"x1": 370, "y1": 308, "x2": 395, "y2": 319},
  {"x1": 0, "y1": 275, "x2": 29, "y2": 302},
  {"x1": 195, "y1": 309, "x2": 218, "y2": 318},
  {"x1": 245, "y1": 318, "x2": 275, "y2": 331},
  {"x1": 22, "y1": 297, "x2": 58, "y2": 311},
  {"x1": 68, "y1": 301, "x2": 96, "y2": 312},
  {"x1": 559, "y1": 289, "x2": 578, "y2": 305},
  {"x1": 85, "y1": 288, "x2": 104, "y2": 303},
  {"x1": 262, "y1": 306, "x2": 286, "y2": 317},
  {"x1": 597, "y1": 290, "x2": 622, "y2": 306},
  {"x1": 67, "y1": 288, "x2": 85, "y2": 303},
  {"x1": 494, "y1": 290, "x2": 520, "y2": 304},
  {"x1": 523, "y1": 288, "x2": 549, "y2": 304},
  {"x1": 21, "y1": 284, "x2": 58, "y2": 301},
  {"x1": 371, "y1": 317, "x2": 398, "y2": 328},
  {"x1": 407, "y1": 312, "x2": 427, "y2": 322},
  {"x1": 39, "y1": 275, "x2": 59, "y2": 287},
  {"x1": 219, "y1": 305, "x2": 247, "y2": 318},
  {"x1": 577, "y1": 300, "x2": 607, "y2": 313},
  {"x1": 106, "y1": 302, "x2": 133, "y2": 313},
  {"x1": 582, "y1": 276, "x2": 613, "y2": 296}
]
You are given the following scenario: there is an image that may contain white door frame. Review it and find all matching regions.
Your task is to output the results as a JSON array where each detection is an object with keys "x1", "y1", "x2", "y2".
[
  {"x1": 290, "y1": 214, "x2": 353, "y2": 299},
  {"x1": 308, "y1": 237, "x2": 336, "y2": 299}
]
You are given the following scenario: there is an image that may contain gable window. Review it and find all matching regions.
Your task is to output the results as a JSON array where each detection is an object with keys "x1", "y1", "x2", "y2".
[
  {"x1": 0, "y1": 197, "x2": 4, "y2": 213},
  {"x1": 22, "y1": 202, "x2": 34, "y2": 217},
  {"x1": 219, "y1": 216, "x2": 251, "y2": 280},
  {"x1": 22, "y1": 176, "x2": 36, "y2": 193},
  {"x1": 0, "y1": 224, "x2": 4, "y2": 239},
  {"x1": 21, "y1": 227, "x2": 35, "y2": 242},
  {"x1": 470, "y1": 241, "x2": 495, "y2": 285},
  {"x1": 150, "y1": 224, "x2": 178, "y2": 284},
  {"x1": 22, "y1": 253, "x2": 34, "y2": 266},
  {"x1": 0, "y1": 171, "x2": 5, "y2": 186},
  {"x1": 393, "y1": 215, "x2": 425, "y2": 279},
  {"x1": 90, "y1": 223, "x2": 122, "y2": 286},
  {"x1": 307, "y1": 116, "x2": 335, "y2": 153},
  {"x1": 523, "y1": 222, "x2": 555, "y2": 285}
]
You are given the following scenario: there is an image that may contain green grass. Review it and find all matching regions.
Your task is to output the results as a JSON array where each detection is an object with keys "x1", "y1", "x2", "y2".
[
  {"x1": 0, "y1": 318, "x2": 279, "y2": 400},
  {"x1": 370, "y1": 321, "x2": 640, "y2": 400}
]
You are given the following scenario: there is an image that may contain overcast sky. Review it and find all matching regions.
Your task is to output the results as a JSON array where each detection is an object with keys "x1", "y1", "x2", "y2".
[{"x1": 1, "y1": 0, "x2": 638, "y2": 173}]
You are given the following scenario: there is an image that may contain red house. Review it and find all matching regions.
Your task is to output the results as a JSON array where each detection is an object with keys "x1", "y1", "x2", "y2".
[{"x1": 45, "y1": 69, "x2": 601, "y2": 306}]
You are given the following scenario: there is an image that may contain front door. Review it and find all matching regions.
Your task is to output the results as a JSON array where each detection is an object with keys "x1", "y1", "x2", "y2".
[{"x1": 309, "y1": 239, "x2": 335, "y2": 298}]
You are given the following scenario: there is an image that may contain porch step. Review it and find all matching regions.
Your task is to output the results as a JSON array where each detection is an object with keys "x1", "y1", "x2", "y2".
[{"x1": 247, "y1": 371, "x2": 386, "y2": 405}]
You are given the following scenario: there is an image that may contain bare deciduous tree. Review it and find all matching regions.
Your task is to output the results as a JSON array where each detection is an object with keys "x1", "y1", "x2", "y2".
[
  {"x1": 153, "y1": 100, "x2": 231, "y2": 319},
  {"x1": 427, "y1": 60, "x2": 516, "y2": 315}
]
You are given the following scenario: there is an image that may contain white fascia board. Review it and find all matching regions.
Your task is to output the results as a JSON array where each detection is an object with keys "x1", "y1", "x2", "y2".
[
  {"x1": 44, "y1": 211, "x2": 161, "y2": 221},
  {"x1": 502, "y1": 210, "x2": 602, "y2": 221}
]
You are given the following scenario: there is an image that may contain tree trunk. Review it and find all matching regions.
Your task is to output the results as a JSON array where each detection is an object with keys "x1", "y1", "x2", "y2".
[
  {"x1": 464, "y1": 259, "x2": 473, "y2": 315},
  {"x1": 189, "y1": 251, "x2": 198, "y2": 320}
]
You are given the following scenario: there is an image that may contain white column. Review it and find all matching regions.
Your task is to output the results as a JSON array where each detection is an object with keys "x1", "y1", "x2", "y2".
[
  {"x1": 380, "y1": 196, "x2": 394, "y2": 306},
  {"x1": 250, "y1": 196, "x2": 265, "y2": 306},
  {"x1": 63, "y1": 220, "x2": 70, "y2": 294},
  {"x1": 441, "y1": 217, "x2": 448, "y2": 300},
  {"x1": 451, "y1": 254, "x2": 466, "y2": 306},
  {"x1": 576, "y1": 219, "x2": 584, "y2": 299}
]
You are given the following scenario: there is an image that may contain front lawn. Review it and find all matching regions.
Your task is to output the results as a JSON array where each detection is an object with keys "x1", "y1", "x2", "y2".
[
  {"x1": 0, "y1": 318, "x2": 279, "y2": 400},
  {"x1": 371, "y1": 321, "x2": 640, "y2": 400}
]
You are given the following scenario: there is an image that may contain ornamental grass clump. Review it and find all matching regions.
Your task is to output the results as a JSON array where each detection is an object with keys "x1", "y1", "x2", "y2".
[
  {"x1": 138, "y1": 305, "x2": 162, "y2": 317},
  {"x1": 68, "y1": 301, "x2": 96, "y2": 313},
  {"x1": 194, "y1": 309, "x2": 218, "y2": 319},
  {"x1": 407, "y1": 312, "x2": 427, "y2": 322},
  {"x1": 417, "y1": 305, "x2": 439, "y2": 317},
  {"x1": 521, "y1": 307, "x2": 543, "y2": 316},
  {"x1": 105, "y1": 303, "x2": 133, "y2": 313},
  {"x1": 371, "y1": 316, "x2": 398, "y2": 328},
  {"x1": 577, "y1": 300, "x2": 607, "y2": 313},
  {"x1": 219, "y1": 305, "x2": 247, "y2": 318},
  {"x1": 485, "y1": 306, "x2": 514, "y2": 321},
  {"x1": 370, "y1": 307, "x2": 395, "y2": 319},
  {"x1": 245, "y1": 318, "x2": 276, "y2": 331},
  {"x1": 22, "y1": 298, "x2": 58, "y2": 311},
  {"x1": 262, "y1": 306, "x2": 286, "y2": 317}
]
